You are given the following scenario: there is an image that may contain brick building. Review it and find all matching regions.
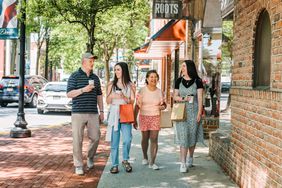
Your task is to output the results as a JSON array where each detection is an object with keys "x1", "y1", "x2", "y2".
[{"x1": 210, "y1": 0, "x2": 282, "y2": 187}]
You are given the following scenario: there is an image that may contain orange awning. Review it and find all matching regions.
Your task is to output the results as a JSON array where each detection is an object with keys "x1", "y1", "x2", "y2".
[{"x1": 134, "y1": 19, "x2": 186, "y2": 60}]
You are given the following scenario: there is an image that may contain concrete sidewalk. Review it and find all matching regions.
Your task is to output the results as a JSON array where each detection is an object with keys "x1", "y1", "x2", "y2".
[{"x1": 98, "y1": 127, "x2": 237, "y2": 188}]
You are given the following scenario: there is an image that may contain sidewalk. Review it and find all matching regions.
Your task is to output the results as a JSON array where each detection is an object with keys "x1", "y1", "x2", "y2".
[
  {"x1": 98, "y1": 126, "x2": 237, "y2": 188},
  {"x1": 0, "y1": 124, "x2": 110, "y2": 188},
  {"x1": 0, "y1": 114, "x2": 237, "y2": 188}
]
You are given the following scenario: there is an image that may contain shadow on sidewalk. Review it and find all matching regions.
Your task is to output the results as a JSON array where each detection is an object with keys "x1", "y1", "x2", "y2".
[
  {"x1": 98, "y1": 128, "x2": 237, "y2": 188},
  {"x1": 0, "y1": 124, "x2": 110, "y2": 188}
]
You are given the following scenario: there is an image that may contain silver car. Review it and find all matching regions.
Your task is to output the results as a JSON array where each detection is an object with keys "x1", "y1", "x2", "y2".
[{"x1": 37, "y1": 82, "x2": 72, "y2": 114}]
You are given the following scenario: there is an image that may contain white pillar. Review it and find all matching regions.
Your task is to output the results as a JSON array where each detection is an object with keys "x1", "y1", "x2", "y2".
[
  {"x1": 5, "y1": 40, "x2": 11, "y2": 75},
  {"x1": 29, "y1": 33, "x2": 38, "y2": 75}
]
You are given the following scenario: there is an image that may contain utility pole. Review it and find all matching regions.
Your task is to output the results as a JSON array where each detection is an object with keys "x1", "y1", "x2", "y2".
[{"x1": 10, "y1": 0, "x2": 31, "y2": 138}]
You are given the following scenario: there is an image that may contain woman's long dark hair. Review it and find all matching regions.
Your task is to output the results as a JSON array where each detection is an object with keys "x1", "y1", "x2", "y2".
[
  {"x1": 184, "y1": 60, "x2": 200, "y2": 80},
  {"x1": 112, "y1": 62, "x2": 132, "y2": 90}
]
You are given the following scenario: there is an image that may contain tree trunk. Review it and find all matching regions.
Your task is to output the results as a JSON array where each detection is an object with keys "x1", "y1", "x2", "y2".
[
  {"x1": 10, "y1": 40, "x2": 17, "y2": 74},
  {"x1": 36, "y1": 46, "x2": 41, "y2": 75},
  {"x1": 49, "y1": 61, "x2": 53, "y2": 81},
  {"x1": 105, "y1": 59, "x2": 110, "y2": 83},
  {"x1": 35, "y1": 31, "x2": 44, "y2": 75},
  {"x1": 87, "y1": 18, "x2": 96, "y2": 53}
]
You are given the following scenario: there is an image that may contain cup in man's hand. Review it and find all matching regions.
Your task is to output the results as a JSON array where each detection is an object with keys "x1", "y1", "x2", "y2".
[{"x1": 89, "y1": 80, "x2": 95, "y2": 86}]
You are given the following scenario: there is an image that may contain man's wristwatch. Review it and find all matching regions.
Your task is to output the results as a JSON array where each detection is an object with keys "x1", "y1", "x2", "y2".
[
  {"x1": 80, "y1": 88, "x2": 84, "y2": 93},
  {"x1": 100, "y1": 110, "x2": 104, "y2": 113}
]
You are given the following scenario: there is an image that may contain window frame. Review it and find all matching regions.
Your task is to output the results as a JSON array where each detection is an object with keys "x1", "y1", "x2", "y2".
[{"x1": 253, "y1": 9, "x2": 271, "y2": 90}]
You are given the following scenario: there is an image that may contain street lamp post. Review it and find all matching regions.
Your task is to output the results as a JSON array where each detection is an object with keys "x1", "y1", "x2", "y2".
[{"x1": 10, "y1": 0, "x2": 31, "y2": 138}]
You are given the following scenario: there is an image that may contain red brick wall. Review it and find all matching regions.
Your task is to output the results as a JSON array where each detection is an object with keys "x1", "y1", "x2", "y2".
[{"x1": 230, "y1": 0, "x2": 282, "y2": 187}]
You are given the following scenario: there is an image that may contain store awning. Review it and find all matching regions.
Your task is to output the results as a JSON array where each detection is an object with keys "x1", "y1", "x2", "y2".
[
  {"x1": 134, "y1": 42, "x2": 149, "y2": 53},
  {"x1": 134, "y1": 19, "x2": 186, "y2": 60}
]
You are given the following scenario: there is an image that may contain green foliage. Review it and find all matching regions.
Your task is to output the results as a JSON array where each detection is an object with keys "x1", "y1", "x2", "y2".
[
  {"x1": 48, "y1": 23, "x2": 88, "y2": 73},
  {"x1": 95, "y1": 0, "x2": 150, "y2": 81},
  {"x1": 47, "y1": 0, "x2": 135, "y2": 53},
  {"x1": 94, "y1": 61, "x2": 104, "y2": 70},
  {"x1": 221, "y1": 20, "x2": 233, "y2": 75},
  {"x1": 25, "y1": 0, "x2": 62, "y2": 74},
  {"x1": 26, "y1": 0, "x2": 60, "y2": 35},
  {"x1": 222, "y1": 21, "x2": 233, "y2": 60},
  {"x1": 24, "y1": 0, "x2": 149, "y2": 75},
  {"x1": 95, "y1": 2, "x2": 149, "y2": 54}
]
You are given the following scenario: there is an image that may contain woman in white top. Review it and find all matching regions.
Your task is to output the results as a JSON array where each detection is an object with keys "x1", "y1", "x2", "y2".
[
  {"x1": 135, "y1": 70, "x2": 166, "y2": 170},
  {"x1": 106, "y1": 62, "x2": 135, "y2": 174}
]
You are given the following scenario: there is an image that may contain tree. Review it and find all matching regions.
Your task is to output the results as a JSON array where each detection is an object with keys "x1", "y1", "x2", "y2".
[
  {"x1": 26, "y1": 0, "x2": 149, "y2": 79},
  {"x1": 222, "y1": 21, "x2": 233, "y2": 60},
  {"x1": 221, "y1": 20, "x2": 233, "y2": 112},
  {"x1": 95, "y1": 0, "x2": 150, "y2": 83},
  {"x1": 48, "y1": 23, "x2": 88, "y2": 74},
  {"x1": 26, "y1": 0, "x2": 59, "y2": 75},
  {"x1": 48, "y1": 0, "x2": 134, "y2": 54}
]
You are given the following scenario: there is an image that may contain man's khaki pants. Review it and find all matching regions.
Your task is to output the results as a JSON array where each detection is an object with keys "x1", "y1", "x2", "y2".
[{"x1": 71, "y1": 113, "x2": 100, "y2": 167}]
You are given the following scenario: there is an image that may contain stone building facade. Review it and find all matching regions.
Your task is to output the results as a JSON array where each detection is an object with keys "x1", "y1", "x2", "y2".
[{"x1": 210, "y1": 0, "x2": 282, "y2": 187}]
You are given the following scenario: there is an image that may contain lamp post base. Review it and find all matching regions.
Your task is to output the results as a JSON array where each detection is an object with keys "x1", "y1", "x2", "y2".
[{"x1": 10, "y1": 127, "x2": 31, "y2": 138}]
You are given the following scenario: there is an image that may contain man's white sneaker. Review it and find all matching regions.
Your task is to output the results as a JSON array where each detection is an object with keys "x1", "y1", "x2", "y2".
[
  {"x1": 142, "y1": 159, "x2": 149, "y2": 165},
  {"x1": 180, "y1": 163, "x2": 187, "y2": 173},
  {"x1": 75, "y1": 166, "x2": 84, "y2": 175},
  {"x1": 149, "y1": 164, "x2": 159, "y2": 170},
  {"x1": 87, "y1": 158, "x2": 94, "y2": 169},
  {"x1": 187, "y1": 157, "x2": 193, "y2": 168}
]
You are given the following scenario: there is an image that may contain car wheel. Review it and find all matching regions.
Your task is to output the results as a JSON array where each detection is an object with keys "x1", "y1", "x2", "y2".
[
  {"x1": 0, "y1": 102, "x2": 8, "y2": 107},
  {"x1": 37, "y1": 109, "x2": 44, "y2": 114},
  {"x1": 29, "y1": 94, "x2": 38, "y2": 108}
]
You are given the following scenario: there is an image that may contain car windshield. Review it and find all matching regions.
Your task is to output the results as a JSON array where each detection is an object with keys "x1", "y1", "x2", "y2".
[
  {"x1": 222, "y1": 82, "x2": 231, "y2": 86},
  {"x1": 0, "y1": 78, "x2": 19, "y2": 86},
  {"x1": 45, "y1": 84, "x2": 67, "y2": 92}
]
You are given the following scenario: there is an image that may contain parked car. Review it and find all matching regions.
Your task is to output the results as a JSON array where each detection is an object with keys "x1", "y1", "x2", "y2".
[
  {"x1": 221, "y1": 82, "x2": 231, "y2": 93},
  {"x1": 37, "y1": 82, "x2": 72, "y2": 114},
  {"x1": 0, "y1": 75, "x2": 48, "y2": 107}
]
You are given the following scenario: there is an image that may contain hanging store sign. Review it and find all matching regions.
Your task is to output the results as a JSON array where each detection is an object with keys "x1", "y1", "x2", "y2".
[
  {"x1": 0, "y1": 0, "x2": 18, "y2": 39},
  {"x1": 153, "y1": 0, "x2": 182, "y2": 19}
]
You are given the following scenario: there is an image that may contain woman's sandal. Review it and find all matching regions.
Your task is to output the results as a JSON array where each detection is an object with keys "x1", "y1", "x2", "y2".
[
  {"x1": 110, "y1": 166, "x2": 119, "y2": 174},
  {"x1": 122, "y1": 160, "x2": 132, "y2": 173}
]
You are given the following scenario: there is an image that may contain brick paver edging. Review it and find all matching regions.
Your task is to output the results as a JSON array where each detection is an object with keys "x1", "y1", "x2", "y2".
[{"x1": 0, "y1": 124, "x2": 110, "y2": 188}]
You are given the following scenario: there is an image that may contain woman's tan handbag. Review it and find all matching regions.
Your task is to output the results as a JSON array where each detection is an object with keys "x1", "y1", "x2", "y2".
[
  {"x1": 160, "y1": 109, "x2": 172, "y2": 128},
  {"x1": 171, "y1": 103, "x2": 186, "y2": 121}
]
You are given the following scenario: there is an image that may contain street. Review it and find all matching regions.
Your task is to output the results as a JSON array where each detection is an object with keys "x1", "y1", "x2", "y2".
[
  {"x1": 0, "y1": 93, "x2": 229, "y2": 134},
  {"x1": 0, "y1": 104, "x2": 71, "y2": 134}
]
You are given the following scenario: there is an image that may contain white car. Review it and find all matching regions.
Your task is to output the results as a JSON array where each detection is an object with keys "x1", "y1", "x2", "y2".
[{"x1": 37, "y1": 82, "x2": 72, "y2": 114}]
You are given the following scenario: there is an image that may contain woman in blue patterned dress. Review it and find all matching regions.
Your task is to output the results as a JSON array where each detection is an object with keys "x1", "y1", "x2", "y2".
[{"x1": 173, "y1": 60, "x2": 204, "y2": 173}]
